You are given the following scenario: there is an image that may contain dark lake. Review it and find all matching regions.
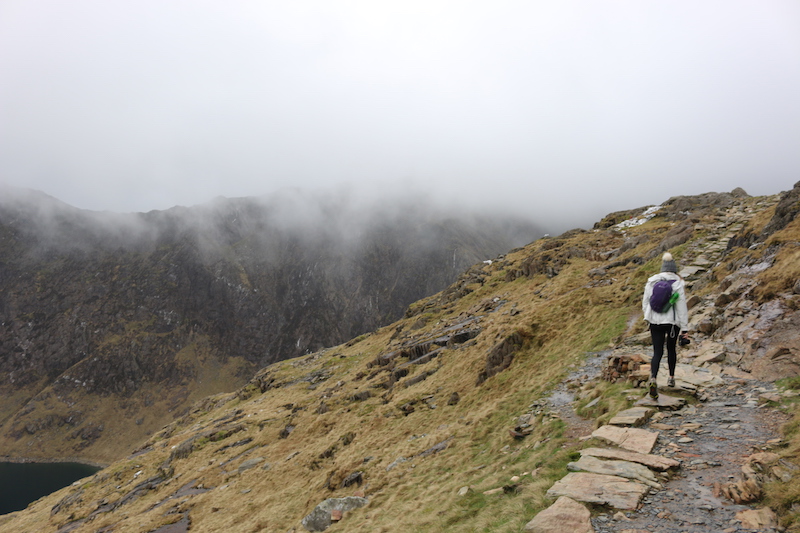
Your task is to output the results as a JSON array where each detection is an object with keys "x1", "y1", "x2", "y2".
[{"x1": 0, "y1": 461, "x2": 101, "y2": 515}]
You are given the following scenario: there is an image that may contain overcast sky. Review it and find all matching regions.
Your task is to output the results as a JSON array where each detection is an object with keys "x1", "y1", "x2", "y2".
[{"x1": 1, "y1": 1, "x2": 799, "y2": 228}]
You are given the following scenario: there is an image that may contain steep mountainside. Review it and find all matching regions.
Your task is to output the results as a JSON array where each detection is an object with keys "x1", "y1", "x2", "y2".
[
  {"x1": 0, "y1": 187, "x2": 541, "y2": 463},
  {"x1": 4, "y1": 183, "x2": 799, "y2": 532}
]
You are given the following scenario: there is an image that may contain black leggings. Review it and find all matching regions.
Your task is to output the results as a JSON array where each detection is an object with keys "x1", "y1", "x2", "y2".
[{"x1": 650, "y1": 323, "x2": 679, "y2": 379}]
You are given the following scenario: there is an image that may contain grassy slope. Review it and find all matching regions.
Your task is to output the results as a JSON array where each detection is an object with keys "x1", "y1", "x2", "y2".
[{"x1": 6, "y1": 191, "x2": 800, "y2": 532}]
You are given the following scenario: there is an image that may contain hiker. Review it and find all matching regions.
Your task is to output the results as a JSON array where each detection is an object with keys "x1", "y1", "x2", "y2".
[{"x1": 642, "y1": 252, "x2": 689, "y2": 399}]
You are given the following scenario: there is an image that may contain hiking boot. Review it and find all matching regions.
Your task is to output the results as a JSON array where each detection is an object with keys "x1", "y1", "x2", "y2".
[
  {"x1": 668, "y1": 376, "x2": 675, "y2": 388},
  {"x1": 648, "y1": 378, "x2": 658, "y2": 399}
]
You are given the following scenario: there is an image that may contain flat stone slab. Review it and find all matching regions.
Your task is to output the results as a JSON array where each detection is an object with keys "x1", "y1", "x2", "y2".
[
  {"x1": 635, "y1": 394, "x2": 686, "y2": 411},
  {"x1": 672, "y1": 364, "x2": 724, "y2": 387},
  {"x1": 546, "y1": 472, "x2": 648, "y2": 510},
  {"x1": 523, "y1": 496, "x2": 593, "y2": 533},
  {"x1": 580, "y1": 447, "x2": 680, "y2": 471},
  {"x1": 568, "y1": 455, "x2": 661, "y2": 488},
  {"x1": 736, "y1": 508, "x2": 778, "y2": 529},
  {"x1": 609, "y1": 406, "x2": 653, "y2": 427},
  {"x1": 592, "y1": 425, "x2": 659, "y2": 454},
  {"x1": 639, "y1": 362, "x2": 723, "y2": 389},
  {"x1": 694, "y1": 351, "x2": 726, "y2": 366},
  {"x1": 679, "y1": 265, "x2": 706, "y2": 278}
]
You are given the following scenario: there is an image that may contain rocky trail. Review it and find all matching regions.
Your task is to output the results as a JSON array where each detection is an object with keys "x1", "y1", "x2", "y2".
[
  {"x1": 521, "y1": 197, "x2": 800, "y2": 532},
  {"x1": 532, "y1": 347, "x2": 792, "y2": 533}
]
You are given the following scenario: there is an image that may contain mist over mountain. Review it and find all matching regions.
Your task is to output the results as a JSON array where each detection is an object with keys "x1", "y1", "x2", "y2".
[
  {"x1": 0, "y1": 186, "x2": 542, "y2": 462},
  {"x1": 3, "y1": 182, "x2": 799, "y2": 532}
]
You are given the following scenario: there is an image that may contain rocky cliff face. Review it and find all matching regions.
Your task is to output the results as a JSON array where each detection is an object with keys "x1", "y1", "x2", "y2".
[{"x1": 0, "y1": 187, "x2": 541, "y2": 462}]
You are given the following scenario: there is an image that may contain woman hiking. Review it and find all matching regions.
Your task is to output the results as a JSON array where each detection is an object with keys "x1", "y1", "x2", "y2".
[{"x1": 642, "y1": 252, "x2": 689, "y2": 399}]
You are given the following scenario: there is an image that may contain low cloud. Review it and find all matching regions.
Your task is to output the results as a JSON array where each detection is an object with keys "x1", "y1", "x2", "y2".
[{"x1": 1, "y1": 1, "x2": 798, "y2": 227}]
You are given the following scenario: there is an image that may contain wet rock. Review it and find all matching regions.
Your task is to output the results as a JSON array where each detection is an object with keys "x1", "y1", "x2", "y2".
[{"x1": 524, "y1": 496, "x2": 593, "y2": 533}]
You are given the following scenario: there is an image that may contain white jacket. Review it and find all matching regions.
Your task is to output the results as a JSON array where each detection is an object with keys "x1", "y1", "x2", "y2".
[{"x1": 642, "y1": 271, "x2": 689, "y2": 331}]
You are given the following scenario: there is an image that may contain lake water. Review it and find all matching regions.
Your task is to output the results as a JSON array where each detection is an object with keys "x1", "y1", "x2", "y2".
[{"x1": 0, "y1": 461, "x2": 100, "y2": 515}]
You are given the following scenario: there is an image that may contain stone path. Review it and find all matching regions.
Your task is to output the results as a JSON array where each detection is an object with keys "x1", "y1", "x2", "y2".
[
  {"x1": 524, "y1": 198, "x2": 798, "y2": 532},
  {"x1": 525, "y1": 356, "x2": 790, "y2": 533}
]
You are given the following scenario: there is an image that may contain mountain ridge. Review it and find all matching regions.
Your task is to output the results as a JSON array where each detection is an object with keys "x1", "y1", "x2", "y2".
[{"x1": 0, "y1": 187, "x2": 542, "y2": 463}]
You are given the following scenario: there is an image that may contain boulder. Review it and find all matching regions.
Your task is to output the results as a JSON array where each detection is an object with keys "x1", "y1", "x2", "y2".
[
  {"x1": 524, "y1": 496, "x2": 594, "y2": 533},
  {"x1": 302, "y1": 496, "x2": 369, "y2": 532}
]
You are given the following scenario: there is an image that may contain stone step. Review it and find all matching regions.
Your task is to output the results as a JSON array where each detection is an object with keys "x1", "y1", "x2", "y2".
[
  {"x1": 635, "y1": 394, "x2": 686, "y2": 411},
  {"x1": 546, "y1": 472, "x2": 649, "y2": 510},
  {"x1": 609, "y1": 406, "x2": 654, "y2": 427},
  {"x1": 567, "y1": 455, "x2": 661, "y2": 488},
  {"x1": 591, "y1": 425, "x2": 659, "y2": 454},
  {"x1": 580, "y1": 447, "x2": 679, "y2": 471},
  {"x1": 523, "y1": 496, "x2": 593, "y2": 533},
  {"x1": 636, "y1": 362, "x2": 723, "y2": 389}
]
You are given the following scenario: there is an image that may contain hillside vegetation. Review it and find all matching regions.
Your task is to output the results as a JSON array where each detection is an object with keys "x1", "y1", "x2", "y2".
[{"x1": 3, "y1": 183, "x2": 800, "y2": 532}]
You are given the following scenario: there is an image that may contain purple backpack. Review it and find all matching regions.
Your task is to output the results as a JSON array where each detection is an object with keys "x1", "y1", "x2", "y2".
[{"x1": 649, "y1": 279, "x2": 676, "y2": 313}]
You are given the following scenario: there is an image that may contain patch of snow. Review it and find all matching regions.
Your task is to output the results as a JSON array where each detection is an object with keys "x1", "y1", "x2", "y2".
[{"x1": 614, "y1": 205, "x2": 663, "y2": 229}]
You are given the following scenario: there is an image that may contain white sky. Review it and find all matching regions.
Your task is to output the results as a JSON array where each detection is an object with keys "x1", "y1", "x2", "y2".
[{"x1": 1, "y1": 1, "x2": 799, "y2": 227}]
